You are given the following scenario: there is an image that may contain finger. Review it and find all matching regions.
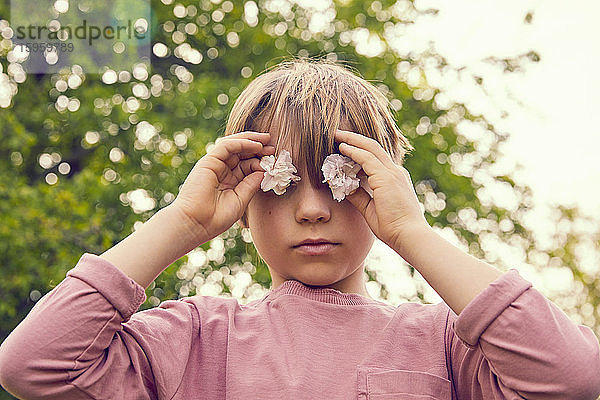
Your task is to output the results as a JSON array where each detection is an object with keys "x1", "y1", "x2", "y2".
[
  {"x1": 212, "y1": 138, "x2": 263, "y2": 161},
  {"x1": 214, "y1": 132, "x2": 271, "y2": 159},
  {"x1": 338, "y1": 142, "x2": 387, "y2": 179},
  {"x1": 233, "y1": 171, "x2": 265, "y2": 211},
  {"x1": 219, "y1": 131, "x2": 271, "y2": 145},
  {"x1": 210, "y1": 155, "x2": 266, "y2": 185},
  {"x1": 222, "y1": 145, "x2": 275, "y2": 171},
  {"x1": 215, "y1": 131, "x2": 272, "y2": 163},
  {"x1": 231, "y1": 157, "x2": 264, "y2": 182},
  {"x1": 207, "y1": 139, "x2": 273, "y2": 174},
  {"x1": 334, "y1": 129, "x2": 395, "y2": 169},
  {"x1": 345, "y1": 186, "x2": 372, "y2": 217},
  {"x1": 195, "y1": 152, "x2": 252, "y2": 186},
  {"x1": 212, "y1": 137, "x2": 272, "y2": 161}
]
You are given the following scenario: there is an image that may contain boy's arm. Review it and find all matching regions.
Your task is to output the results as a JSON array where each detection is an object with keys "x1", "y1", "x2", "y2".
[
  {"x1": 100, "y1": 205, "x2": 206, "y2": 289},
  {"x1": 394, "y1": 224, "x2": 600, "y2": 398},
  {"x1": 0, "y1": 253, "x2": 199, "y2": 399},
  {"x1": 392, "y1": 224, "x2": 502, "y2": 316},
  {"x1": 0, "y1": 205, "x2": 204, "y2": 398}
]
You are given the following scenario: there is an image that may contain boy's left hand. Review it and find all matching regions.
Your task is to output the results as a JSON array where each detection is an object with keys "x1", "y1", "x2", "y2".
[{"x1": 335, "y1": 129, "x2": 430, "y2": 250}]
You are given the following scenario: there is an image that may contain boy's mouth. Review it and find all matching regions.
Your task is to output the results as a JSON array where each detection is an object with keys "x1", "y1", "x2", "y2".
[
  {"x1": 292, "y1": 238, "x2": 339, "y2": 247},
  {"x1": 292, "y1": 240, "x2": 340, "y2": 256}
]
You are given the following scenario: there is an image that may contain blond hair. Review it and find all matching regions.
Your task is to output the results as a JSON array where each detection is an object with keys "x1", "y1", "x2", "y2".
[{"x1": 224, "y1": 57, "x2": 414, "y2": 226}]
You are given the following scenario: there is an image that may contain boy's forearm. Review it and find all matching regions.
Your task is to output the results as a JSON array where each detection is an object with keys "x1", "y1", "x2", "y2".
[
  {"x1": 100, "y1": 205, "x2": 205, "y2": 289},
  {"x1": 393, "y1": 225, "x2": 503, "y2": 316}
]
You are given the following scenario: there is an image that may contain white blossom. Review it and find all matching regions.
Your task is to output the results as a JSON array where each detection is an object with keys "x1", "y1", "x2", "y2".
[
  {"x1": 260, "y1": 149, "x2": 301, "y2": 195},
  {"x1": 321, "y1": 154, "x2": 363, "y2": 202}
]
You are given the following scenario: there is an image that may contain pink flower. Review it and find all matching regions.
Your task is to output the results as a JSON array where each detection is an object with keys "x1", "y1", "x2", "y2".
[
  {"x1": 321, "y1": 154, "x2": 363, "y2": 202},
  {"x1": 260, "y1": 150, "x2": 301, "y2": 195}
]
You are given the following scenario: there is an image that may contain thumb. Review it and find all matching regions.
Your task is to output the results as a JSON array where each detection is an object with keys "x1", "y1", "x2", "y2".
[
  {"x1": 234, "y1": 171, "x2": 264, "y2": 211},
  {"x1": 345, "y1": 186, "x2": 371, "y2": 216}
]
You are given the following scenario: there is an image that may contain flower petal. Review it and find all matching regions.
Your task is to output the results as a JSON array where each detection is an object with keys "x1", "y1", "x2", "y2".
[
  {"x1": 321, "y1": 153, "x2": 364, "y2": 202},
  {"x1": 260, "y1": 149, "x2": 301, "y2": 195}
]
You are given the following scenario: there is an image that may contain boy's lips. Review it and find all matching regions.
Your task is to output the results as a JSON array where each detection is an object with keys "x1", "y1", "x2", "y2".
[
  {"x1": 292, "y1": 238, "x2": 339, "y2": 247},
  {"x1": 293, "y1": 243, "x2": 339, "y2": 256},
  {"x1": 292, "y1": 238, "x2": 340, "y2": 256}
]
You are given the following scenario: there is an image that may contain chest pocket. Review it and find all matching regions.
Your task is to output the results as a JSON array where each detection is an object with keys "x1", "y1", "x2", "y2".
[{"x1": 357, "y1": 366, "x2": 452, "y2": 399}]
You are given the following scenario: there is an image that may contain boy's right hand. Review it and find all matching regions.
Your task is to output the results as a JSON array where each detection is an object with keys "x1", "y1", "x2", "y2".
[{"x1": 170, "y1": 131, "x2": 274, "y2": 246}]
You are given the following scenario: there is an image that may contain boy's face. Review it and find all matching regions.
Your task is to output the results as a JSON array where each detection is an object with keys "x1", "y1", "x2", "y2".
[{"x1": 242, "y1": 124, "x2": 375, "y2": 295}]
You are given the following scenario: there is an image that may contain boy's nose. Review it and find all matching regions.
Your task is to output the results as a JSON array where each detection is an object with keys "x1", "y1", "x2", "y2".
[{"x1": 294, "y1": 180, "x2": 332, "y2": 224}]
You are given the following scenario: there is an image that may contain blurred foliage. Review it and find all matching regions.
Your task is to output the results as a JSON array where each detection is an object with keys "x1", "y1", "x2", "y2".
[{"x1": 1, "y1": 1, "x2": 599, "y2": 398}]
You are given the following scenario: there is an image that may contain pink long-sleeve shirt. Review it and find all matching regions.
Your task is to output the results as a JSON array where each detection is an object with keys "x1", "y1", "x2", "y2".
[{"x1": 1, "y1": 253, "x2": 599, "y2": 399}]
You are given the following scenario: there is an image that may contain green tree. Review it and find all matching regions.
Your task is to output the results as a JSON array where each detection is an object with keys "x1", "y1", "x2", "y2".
[{"x1": 1, "y1": 1, "x2": 598, "y2": 399}]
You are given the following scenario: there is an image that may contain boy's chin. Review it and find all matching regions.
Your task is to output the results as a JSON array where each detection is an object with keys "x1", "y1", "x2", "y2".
[
  {"x1": 302, "y1": 281, "x2": 337, "y2": 289},
  {"x1": 294, "y1": 274, "x2": 344, "y2": 289}
]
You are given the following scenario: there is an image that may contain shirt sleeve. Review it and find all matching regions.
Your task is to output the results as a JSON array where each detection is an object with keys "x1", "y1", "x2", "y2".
[
  {"x1": 445, "y1": 268, "x2": 600, "y2": 400},
  {"x1": 0, "y1": 253, "x2": 199, "y2": 400}
]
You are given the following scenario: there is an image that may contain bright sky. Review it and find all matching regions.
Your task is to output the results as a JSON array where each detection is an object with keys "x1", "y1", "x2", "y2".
[
  {"x1": 409, "y1": 0, "x2": 600, "y2": 219},
  {"x1": 365, "y1": 0, "x2": 600, "y2": 304}
]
